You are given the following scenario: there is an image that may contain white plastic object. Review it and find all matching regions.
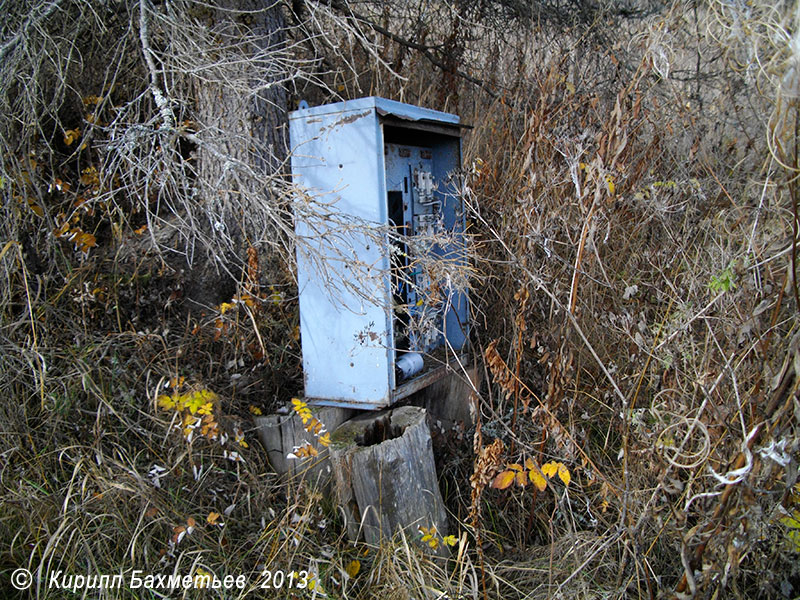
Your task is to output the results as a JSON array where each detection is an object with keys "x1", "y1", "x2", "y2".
[{"x1": 396, "y1": 352, "x2": 424, "y2": 379}]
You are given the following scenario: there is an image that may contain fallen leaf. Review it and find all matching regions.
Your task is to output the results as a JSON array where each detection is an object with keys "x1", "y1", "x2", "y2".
[{"x1": 491, "y1": 470, "x2": 515, "y2": 490}]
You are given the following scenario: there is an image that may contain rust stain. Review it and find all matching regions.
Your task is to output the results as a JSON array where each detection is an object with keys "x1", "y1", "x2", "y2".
[{"x1": 319, "y1": 110, "x2": 372, "y2": 135}]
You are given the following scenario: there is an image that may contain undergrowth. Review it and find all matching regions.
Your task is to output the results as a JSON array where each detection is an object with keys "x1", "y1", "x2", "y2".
[{"x1": 1, "y1": 1, "x2": 800, "y2": 599}]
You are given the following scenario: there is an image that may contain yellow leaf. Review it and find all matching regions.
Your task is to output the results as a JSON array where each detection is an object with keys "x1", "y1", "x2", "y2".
[
  {"x1": 293, "y1": 443, "x2": 318, "y2": 459},
  {"x1": 28, "y1": 199, "x2": 43, "y2": 217},
  {"x1": 157, "y1": 395, "x2": 176, "y2": 410},
  {"x1": 515, "y1": 470, "x2": 527, "y2": 487},
  {"x1": 218, "y1": 302, "x2": 235, "y2": 315},
  {"x1": 524, "y1": 457, "x2": 535, "y2": 471},
  {"x1": 249, "y1": 405, "x2": 262, "y2": 415},
  {"x1": 194, "y1": 568, "x2": 210, "y2": 588},
  {"x1": 529, "y1": 467, "x2": 547, "y2": 491},
  {"x1": 291, "y1": 398, "x2": 312, "y2": 422},
  {"x1": 184, "y1": 389, "x2": 216, "y2": 414},
  {"x1": 491, "y1": 470, "x2": 515, "y2": 490},
  {"x1": 541, "y1": 461, "x2": 559, "y2": 478},
  {"x1": 64, "y1": 128, "x2": 81, "y2": 146},
  {"x1": 558, "y1": 463, "x2": 571, "y2": 486},
  {"x1": 185, "y1": 396, "x2": 203, "y2": 414},
  {"x1": 197, "y1": 402, "x2": 213, "y2": 416},
  {"x1": 507, "y1": 463, "x2": 523, "y2": 472},
  {"x1": 80, "y1": 167, "x2": 99, "y2": 186},
  {"x1": 54, "y1": 221, "x2": 70, "y2": 237},
  {"x1": 442, "y1": 535, "x2": 458, "y2": 546},
  {"x1": 345, "y1": 560, "x2": 360, "y2": 578},
  {"x1": 318, "y1": 432, "x2": 331, "y2": 447},
  {"x1": 605, "y1": 174, "x2": 615, "y2": 196}
]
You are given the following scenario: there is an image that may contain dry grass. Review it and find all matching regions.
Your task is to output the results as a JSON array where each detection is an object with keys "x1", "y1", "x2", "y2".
[{"x1": 1, "y1": 1, "x2": 800, "y2": 599}]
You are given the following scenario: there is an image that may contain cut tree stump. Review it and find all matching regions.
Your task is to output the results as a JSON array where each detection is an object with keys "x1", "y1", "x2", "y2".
[
  {"x1": 329, "y1": 406, "x2": 448, "y2": 553},
  {"x1": 254, "y1": 405, "x2": 354, "y2": 491},
  {"x1": 412, "y1": 363, "x2": 479, "y2": 429}
]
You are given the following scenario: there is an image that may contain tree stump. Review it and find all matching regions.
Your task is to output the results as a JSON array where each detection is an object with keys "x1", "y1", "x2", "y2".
[
  {"x1": 329, "y1": 406, "x2": 448, "y2": 553},
  {"x1": 254, "y1": 405, "x2": 354, "y2": 491}
]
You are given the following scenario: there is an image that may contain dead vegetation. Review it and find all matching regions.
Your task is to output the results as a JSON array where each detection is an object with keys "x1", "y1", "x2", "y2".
[{"x1": 0, "y1": 0, "x2": 799, "y2": 599}]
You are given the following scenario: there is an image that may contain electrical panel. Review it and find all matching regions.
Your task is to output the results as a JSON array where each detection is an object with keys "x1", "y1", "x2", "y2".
[{"x1": 289, "y1": 97, "x2": 468, "y2": 409}]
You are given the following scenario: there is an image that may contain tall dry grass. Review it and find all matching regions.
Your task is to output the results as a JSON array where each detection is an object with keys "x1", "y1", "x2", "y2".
[{"x1": 1, "y1": 1, "x2": 799, "y2": 599}]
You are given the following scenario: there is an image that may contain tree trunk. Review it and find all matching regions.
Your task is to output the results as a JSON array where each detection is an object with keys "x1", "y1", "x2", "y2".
[
  {"x1": 186, "y1": 0, "x2": 288, "y2": 309},
  {"x1": 329, "y1": 406, "x2": 449, "y2": 554}
]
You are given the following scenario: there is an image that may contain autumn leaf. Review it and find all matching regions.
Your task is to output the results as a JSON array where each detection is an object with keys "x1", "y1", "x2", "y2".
[
  {"x1": 291, "y1": 398, "x2": 312, "y2": 423},
  {"x1": 157, "y1": 395, "x2": 176, "y2": 410},
  {"x1": 516, "y1": 470, "x2": 527, "y2": 487},
  {"x1": 80, "y1": 167, "x2": 99, "y2": 187},
  {"x1": 345, "y1": 560, "x2": 360, "y2": 578},
  {"x1": 558, "y1": 463, "x2": 571, "y2": 486},
  {"x1": 27, "y1": 199, "x2": 43, "y2": 217},
  {"x1": 306, "y1": 418, "x2": 324, "y2": 435},
  {"x1": 235, "y1": 428, "x2": 248, "y2": 448},
  {"x1": 419, "y1": 526, "x2": 440, "y2": 549},
  {"x1": 184, "y1": 389, "x2": 216, "y2": 414},
  {"x1": 53, "y1": 178, "x2": 71, "y2": 193},
  {"x1": 491, "y1": 470, "x2": 515, "y2": 490},
  {"x1": 605, "y1": 174, "x2": 615, "y2": 195},
  {"x1": 249, "y1": 405, "x2": 262, "y2": 415},
  {"x1": 288, "y1": 443, "x2": 318, "y2": 460},
  {"x1": 541, "y1": 461, "x2": 559, "y2": 478},
  {"x1": 207, "y1": 512, "x2": 221, "y2": 525},
  {"x1": 442, "y1": 535, "x2": 458, "y2": 547},
  {"x1": 194, "y1": 568, "x2": 210, "y2": 588},
  {"x1": 529, "y1": 467, "x2": 547, "y2": 491},
  {"x1": 218, "y1": 302, "x2": 235, "y2": 315},
  {"x1": 64, "y1": 128, "x2": 81, "y2": 146}
]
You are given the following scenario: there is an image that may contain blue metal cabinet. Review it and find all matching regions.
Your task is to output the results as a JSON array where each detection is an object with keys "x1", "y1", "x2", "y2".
[{"x1": 290, "y1": 97, "x2": 468, "y2": 409}]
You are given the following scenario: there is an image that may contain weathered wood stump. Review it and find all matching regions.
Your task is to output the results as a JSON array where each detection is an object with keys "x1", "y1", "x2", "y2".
[
  {"x1": 329, "y1": 406, "x2": 448, "y2": 553},
  {"x1": 254, "y1": 405, "x2": 354, "y2": 491},
  {"x1": 413, "y1": 363, "x2": 479, "y2": 429}
]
